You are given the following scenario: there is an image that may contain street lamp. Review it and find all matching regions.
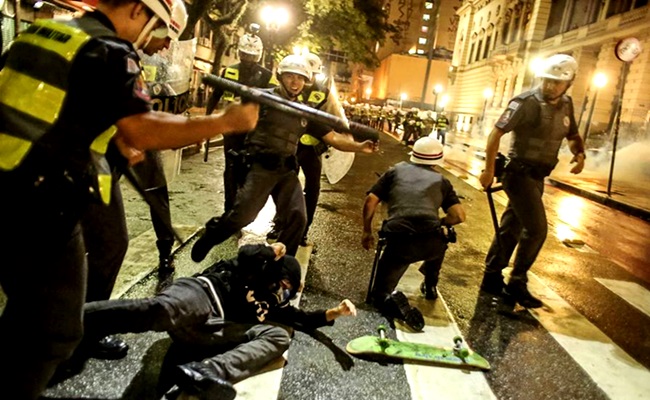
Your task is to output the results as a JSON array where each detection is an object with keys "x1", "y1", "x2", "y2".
[
  {"x1": 584, "y1": 72, "x2": 607, "y2": 145},
  {"x1": 399, "y1": 92, "x2": 407, "y2": 109},
  {"x1": 479, "y1": 88, "x2": 493, "y2": 135},
  {"x1": 365, "y1": 87, "x2": 372, "y2": 100},
  {"x1": 260, "y1": 5, "x2": 290, "y2": 69},
  {"x1": 439, "y1": 94, "x2": 449, "y2": 112},
  {"x1": 433, "y1": 84, "x2": 443, "y2": 112}
]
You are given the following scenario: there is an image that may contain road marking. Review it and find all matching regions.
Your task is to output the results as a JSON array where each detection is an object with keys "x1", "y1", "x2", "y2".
[
  {"x1": 526, "y1": 272, "x2": 650, "y2": 400},
  {"x1": 396, "y1": 265, "x2": 496, "y2": 400},
  {"x1": 595, "y1": 278, "x2": 650, "y2": 318}
]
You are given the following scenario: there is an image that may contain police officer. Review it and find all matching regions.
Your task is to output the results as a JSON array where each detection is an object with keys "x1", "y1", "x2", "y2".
[
  {"x1": 435, "y1": 111, "x2": 449, "y2": 145},
  {"x1": 362, "y1": 137, "x2": 465, "y2": 331},
  {"x1": 192, "y1": 55, "x2": 376, "y2": 259},
  {"x1": 82, "y1": 243, "x2": 356, "y2": 399},
  {"x1": 0, "y1": 0, "x2": 258, "y2": 396},
  {"x1": 205, "y1": 27, "x2": 277, "y2": 213},
  {"x1": 76, "y1": 0, "x2": 189, "y2": 362},
  {"x1": 478, "y1": 54, "x2": 586, "y2": 308}
]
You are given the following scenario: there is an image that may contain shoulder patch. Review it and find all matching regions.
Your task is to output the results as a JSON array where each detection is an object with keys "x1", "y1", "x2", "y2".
[
  {"x1": 507, "y1": 101, "x2": 521, "y2": 111},
  {"x1": 497, "y1": 109, "x2": 513, "y2": 125},
  {"x1": 563, "y1": 115, "x2": 570, "y2": 127},
  {"x1": 127, "y1": 57, "x2": 140, "y2": 74}
]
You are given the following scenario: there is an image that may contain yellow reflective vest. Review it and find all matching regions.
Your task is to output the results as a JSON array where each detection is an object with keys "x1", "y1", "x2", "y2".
[{"x1": 0, "y1": 19, "x2": 116, "y2": 204}]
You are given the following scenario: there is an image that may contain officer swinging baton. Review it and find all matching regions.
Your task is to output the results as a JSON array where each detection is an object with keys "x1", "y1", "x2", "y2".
[{"x1": 202, "y1": 74, "x2": 381, "y2": 143}]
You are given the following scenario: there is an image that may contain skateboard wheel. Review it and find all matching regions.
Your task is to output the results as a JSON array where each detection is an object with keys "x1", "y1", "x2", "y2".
[
  {"x1": 457, "y1": 348, "x2": 470, "y2": 358},
  {"x1": 453, "y1": 336, "x2": 463, "y2": 345},
  {"x1": 377, "y1": 324, "x2": 388, "y2": 334}
]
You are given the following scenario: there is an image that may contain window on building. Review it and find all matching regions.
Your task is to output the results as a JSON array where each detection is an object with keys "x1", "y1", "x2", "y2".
[
  {"x1": 419, "y1": 37, "x2": 427, "y2": 45},
  {"x1": 417, "y1": 49, "x2": 425, "y2": 55},
  {"x1": 423, "y1": 14, "x2": 431, "y2": 21},
  {"x1": 468, "y1": 43, "x2": 475, "y2": 64},
  {"x1": 483, "y1": 35, "x2": 491, "y2": 59},
  {"x1": 607, "y1": 0, "x2": 648, "y2": 17},
  {"x1": 425, "y1": 2, "x2": 433, "y2": 9},
  {"x1": 475, "y1": 40, "x2": 483, "y2": 62},
  {"x1": 421, "y1": 26, "x2": 428, "y2": 33}
]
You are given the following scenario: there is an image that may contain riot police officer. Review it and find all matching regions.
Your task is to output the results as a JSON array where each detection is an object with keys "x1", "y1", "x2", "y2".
[
  {"x1": 205, "y1": 28, "x2": 277, "y2": 213},
  {"x1": 479, "y1": 54, "x2": 586, "y2": 308},
  {"x1": 362, "y1": 137, "x2": 465, "y2": 331},
  {"x1": 0, "y1": 0, "x2": 258, "y2": 396}
]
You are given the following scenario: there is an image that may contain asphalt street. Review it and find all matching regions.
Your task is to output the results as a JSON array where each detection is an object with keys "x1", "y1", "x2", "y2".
[{"x1": 43, "y1": 131, "x2": 650, "y2": 400}]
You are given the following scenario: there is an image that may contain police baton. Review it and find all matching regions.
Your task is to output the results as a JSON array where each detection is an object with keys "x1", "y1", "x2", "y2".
[
  {"x1": 366, "y1": 233, "x2": 387, "y2": 304},
  {"x1": 122, "y1": 167, "x2": 184, "y2": 243},
  {"x1": 202, "y1": 74, "x2": 381, "y2": 142},
  {"x1": 485, "y1": 184, "x2": 504, "y2": 250}
]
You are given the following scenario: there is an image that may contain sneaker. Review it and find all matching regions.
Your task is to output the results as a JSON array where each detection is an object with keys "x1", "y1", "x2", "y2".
[
  {"x1": 504, "y1": 282, "x2": 543, "y2": 308},
  {"x1": 87, "y1": 335, "x2": 129, "y2": 360},
  {"x1": 175, "y1": 362, "x2": 236, "y2": 400},
  {"x1": 480, "y1": 273, "x2": 505, "y2": 296},
  {"x1": 420, "y1": 281, "x2": 438, "y2": 300},
  {"x1": 389, "y1": 291, "x2": 425, "y2": 332}
]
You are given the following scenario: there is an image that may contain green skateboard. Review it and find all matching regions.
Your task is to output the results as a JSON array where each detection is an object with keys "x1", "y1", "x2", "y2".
[{"x1": 346, "y1": 325, "x2": 490, "y2": 371}]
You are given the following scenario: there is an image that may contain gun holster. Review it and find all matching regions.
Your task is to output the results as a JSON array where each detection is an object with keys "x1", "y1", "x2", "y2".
[
  {"x1": 443, "y1": 226, "x2": 457, "y2": 244},
  {"x1": 494, "y1": 152, "x2": 507, "y2": 183}
]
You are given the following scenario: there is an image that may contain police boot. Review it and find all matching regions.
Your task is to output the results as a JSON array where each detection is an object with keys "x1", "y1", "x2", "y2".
[
  {"x1": 420, "y1": 280, "x2": 438, "y2": 301},
  {"x1": 386, "y1": 291, "x2": 425, "y2": 332},
  {"x1": 174, "y1": 361, "x2": 236, "y2": 400},
  {"x1": 504, "y1": 280, "x2": 543, "y2": 309},
  {"x1": 157, "y1": 239, "x2": 175, "y2": 277},
  {"x1": 192, "y1": 218, "x2": 223, "y2": 262},
  {"x1": 480, "y1": 272, "x2": 505, "y2": 296}
]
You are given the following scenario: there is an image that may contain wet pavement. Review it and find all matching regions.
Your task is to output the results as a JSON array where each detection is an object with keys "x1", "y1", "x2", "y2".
[{"x1": 36, "y1": 126, "x2": 650, "y2": 399}]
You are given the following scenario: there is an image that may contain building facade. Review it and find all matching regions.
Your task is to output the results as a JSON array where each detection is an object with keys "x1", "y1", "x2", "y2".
[{"x1": 449, "y1": 0, "x2": 650, "y2": 147}]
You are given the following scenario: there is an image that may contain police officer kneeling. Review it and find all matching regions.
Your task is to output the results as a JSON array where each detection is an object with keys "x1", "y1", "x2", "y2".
[{"x1": 362, "y1": 137, "x2": 466, "y2": 331}]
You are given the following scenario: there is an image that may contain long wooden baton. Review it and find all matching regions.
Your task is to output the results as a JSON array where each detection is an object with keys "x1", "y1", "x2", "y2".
[
  {"x1": 486, "y1": 185, "x2": 504, "y2": 249},
  {"x1": 366, "y1": 235, "x2": 387, "y2": 304},
  {"x1": 202, "y1": 74, "x2": 380, "y2": 142}
]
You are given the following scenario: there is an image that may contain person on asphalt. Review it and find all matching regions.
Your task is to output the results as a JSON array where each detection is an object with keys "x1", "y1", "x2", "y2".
[
  {"x1": 269, "y1": 52, "x2": 356, "y2": 246},
  {"x1": 75, "y1": 0, "x2": 188, "y2": 364},
  {"x1": 478, "y1": 54, "x2": 586, "y2": 308},
  {"x1": 0, "y1": 0, "x2": 259, "y2": 396},
  {"x1": 191, "y1": 54, "x2": 377, "y2": 259},
  {"x1": 82, "y1": 243, "x2": 357, "y2": 400},
  {"x1": 205, "y1": 26, "x2": 277, "y2": 214},
  {"x1": 362, "y1": 136, "x2": 465, "y2": 331}
]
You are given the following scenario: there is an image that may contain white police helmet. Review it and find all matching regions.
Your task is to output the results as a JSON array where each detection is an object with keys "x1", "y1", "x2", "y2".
[
  {"x1": 238, "y1": 34, "x2": 264, "y2": 62},
  {"x1": 135, "y1": 0, "x2": 174, "y2": 48},
  {"x1": 277, "y1": 55, "x2": 311, "y2": 80},
  {"x1": 410, "y1": 136, "x2": 444, "y2": 166},
  {"x1": 303, "y1": 53, "x2": 323, "y2": 76},
  {"x1": 167, "y1": 0, "x2": 188, "y2": 41},
  {"x1": 536, "y1": 54, "x2": 578, "y2": 81}
]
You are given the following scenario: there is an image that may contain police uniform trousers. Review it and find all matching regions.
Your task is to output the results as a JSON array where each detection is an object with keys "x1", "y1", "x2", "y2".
[
  {"x1": 82, "y1": 171, "x2": 128, "y2": 303},
  {"x1": 0, "y1": 174, "x2": 87, "y2": 399},
  {"x1": 296, "y1": 143, "x2": 322, "y2": 238},
  {"x1": 436, "y1": 128, "x2": 447, "y2": 145},
  {"x1": 206, "y1": 162, "x2": 307, "y2": 256},
  {"x1": 84, "y1": 278, "x2": 290, "y2": 386},
  {"x1": 484, "y1": 166, "x2": 548, "y2": 284},
  {"x1": 222, "y1": 134, "x2": 248, "y2": 213},
  {"x1": 371, "y1": 230, "x2": 448, "y2": 302}
]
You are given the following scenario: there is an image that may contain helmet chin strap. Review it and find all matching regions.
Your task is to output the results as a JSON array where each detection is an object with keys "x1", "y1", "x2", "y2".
[{"x1": 134, "y1": 16, "x2": 159, "y2": 50}]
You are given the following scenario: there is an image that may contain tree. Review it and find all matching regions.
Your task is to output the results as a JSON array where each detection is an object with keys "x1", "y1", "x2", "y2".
[{"x1": 181, "y1": 0, "x2": 249, "y2": 75}]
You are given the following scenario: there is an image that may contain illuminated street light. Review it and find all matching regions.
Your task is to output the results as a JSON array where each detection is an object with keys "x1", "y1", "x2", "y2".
[
  {"x1": 529, "y1": 57, "x2": 544, "y2": 75},
  {"x1": 439, "y1": 94, "x2": 449, "y2": 111},
  {"x1": 584, "y1": 72, "x2": 608, "y2": 145},
  {"x1": 433, "y1": 84, "x2": 443, "y2": 112},
  {"x1": 365, "y1": 87, "x2": 372, "y2": 99},
  {"x1": 260, "y1": 5, "x2": 290, "y2": 69},
  {"x1": 400, "y1": 92, "x2": 407, "y2": 109}
]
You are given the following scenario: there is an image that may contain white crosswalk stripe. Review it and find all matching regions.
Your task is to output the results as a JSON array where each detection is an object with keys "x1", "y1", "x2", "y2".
[{"x1": 595, "y1": 278, "x2": 650, "y2": 318}]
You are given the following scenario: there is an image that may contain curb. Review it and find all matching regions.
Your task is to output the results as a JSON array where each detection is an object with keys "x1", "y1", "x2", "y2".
[{"x1": 547, "y1": 178, "x2": 650, "y2": 222}]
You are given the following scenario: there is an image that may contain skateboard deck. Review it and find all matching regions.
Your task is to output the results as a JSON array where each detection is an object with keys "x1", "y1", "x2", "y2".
[
  {"x1": 346, "y1": 326, "x2": 490, "y2": 370},
  {"x1": 322, "y1": 147, "x2": 355, "y2": 184}
]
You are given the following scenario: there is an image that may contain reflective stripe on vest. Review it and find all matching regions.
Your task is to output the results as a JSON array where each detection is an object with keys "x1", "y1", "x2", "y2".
[
  {"x1": 222, "y1": 67, "x2": 240, "y2": 102},
  {"x1": 0, "y1": 19, "x2": 114, "y2": 204},
  {"x1": 299, "y1": 134, "x2": 320, "y2": 146}
]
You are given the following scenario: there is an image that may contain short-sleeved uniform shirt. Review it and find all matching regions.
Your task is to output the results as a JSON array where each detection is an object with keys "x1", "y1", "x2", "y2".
[{"x1": 369, "y1": 163, "x2": 460, "y2": 233}]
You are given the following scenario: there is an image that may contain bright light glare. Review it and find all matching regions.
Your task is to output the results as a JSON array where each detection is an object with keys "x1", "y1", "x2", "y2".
[
  {"x1": 400, "y1": 93, "x2": 407, "y2": 100},
  {"x1": 529, "y1": 57, "x2": 544, "y2": 75},
  {"x1": 434, "y1": 84, "x2": 443, "y2": 94},
  {"x1": 483, "y1": 88, "x2": 494, "y2": 99},
  {"x1": 440, "y1": 94, "x2": 450, "y2": 107},
  {"x1": 365, "y1": 88, "x2": 372, "y2": 95},
  {"x1": 593, "y1": 72, "x2": 607, "y2": 88},
  {"x1": 261, "y1": 6, "x2": 290, "y2": 27},
  {"x1": 555, "y1": 195, "x2": 584, "y2": 241}
]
